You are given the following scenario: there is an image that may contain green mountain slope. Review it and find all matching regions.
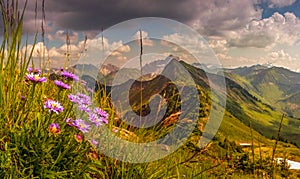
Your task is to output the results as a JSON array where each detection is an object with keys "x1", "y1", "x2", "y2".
[{"x1": 226, "y1": 65, "x2": 300, "y2": 118}]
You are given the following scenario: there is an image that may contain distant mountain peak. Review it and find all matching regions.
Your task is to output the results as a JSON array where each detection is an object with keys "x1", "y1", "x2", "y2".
[
  {"x1": 100, "y1": 64, "x2": 119, "y2": 75},
  {"x1": 261, "y1": 62, "x2": 273, "y2": 68}
]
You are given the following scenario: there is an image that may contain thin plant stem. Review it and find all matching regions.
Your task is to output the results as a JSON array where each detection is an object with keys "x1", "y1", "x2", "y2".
[
  {"x1": 139, "y1": 29, "x2": 143, "y2": 124},
  {"x1": 271, "y1": 113, "x2": 285, "y2": 177}
]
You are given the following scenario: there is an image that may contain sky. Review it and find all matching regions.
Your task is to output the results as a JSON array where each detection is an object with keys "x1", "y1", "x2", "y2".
[{"x1": 5, "y1": 0, "x2": 300, "y2": 71}]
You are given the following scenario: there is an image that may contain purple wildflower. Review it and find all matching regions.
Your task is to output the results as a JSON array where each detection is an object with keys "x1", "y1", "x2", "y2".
[
  {"x1": 68, "y1": 93, "x2": 91, "y2": 106},
  {"x1": 49, "y1": 123, "x2": 60, "y2": 134},
  {"x1": 94, "y1": 107, "x2": 108, "y2": 119},
  {"x1": 78, "y1": 104, "x2": 91, "y2": 113},
  {"x1": 44, "y1": 99, "x2": 64, "y2": 114},
  {"x1": 68, "y1": 94, "x2": 79, "y2": 103},
  {"x1": 73, "y1": 119, "x2": 90, "y2": 133},
  {"x1": 88, "y1": 112, "x2": 104, "y2": 126},
  {"x1": 25, "y1": 73, "x2": 47, "y2": 83},
  {"x1": 76, "y1": 93, "x2": 91, "y2": 105},
  {"x1": 61, "y1": 71, "x2": 79, "y2": 81},
  {"x1": 27, "y1": 67, "x2": 41, "y2": 74},
  {"x1": 54, "y1": 80, "x2": 71, "y2": 90}
]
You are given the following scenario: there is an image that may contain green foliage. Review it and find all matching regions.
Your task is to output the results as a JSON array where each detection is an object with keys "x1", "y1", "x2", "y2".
[{"x1": 0, "y1": 1, "x2": 104, "y2": 177}]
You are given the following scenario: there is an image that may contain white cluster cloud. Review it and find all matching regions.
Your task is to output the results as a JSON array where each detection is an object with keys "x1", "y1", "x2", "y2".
[
  {"x1": 208, "y1": 39, "x2": 228, "y2": 54},
  {"x1": 228, "y1": 12, "x2": 300, "y2": 48},
  {"x1": 132, "y1": 31, "x2": 154, "y2": 46},
  {"x1": 266, "y1": 0, "x2": 296, "y2": 8},
  {"x1": 47, "y1": 30, "x2": 79, "y2": 44},
  {"x1": 108, "y1": 42, "x2": 131, "y2": 61},
  {"x1": 22, "y1": 42, "x2": 48, "y2": 58},
  {"x1": 20, "y1": 36, "x2": 132, "y2": 67},
  {"x1": 162, "y1": 33, "x2": 208, "y2": 54},
  {"x1": 259, "y1": 49, "x2": 300, "y2": 70},
  {"x1": 216, "y1": 49, "x2": 299, "y2": 71},
  {"x1": 76, "y1": 37, "x2": 132, "y2": 66},
  {"x1": 216, "y1": 53, "x2": 255, "y2": 68},
  {"x1": 267, "y1": 49, "x2": 296, "y2": 63}
]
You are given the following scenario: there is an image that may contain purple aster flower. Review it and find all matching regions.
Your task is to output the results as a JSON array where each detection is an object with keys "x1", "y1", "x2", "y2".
[
  {"x1": 25, "y1": 73, "x2": 47, "y2": 83},
  {"x1": 68, "y1": 93, "x2": 91, "y2": 106},
  {"x1": 49, "y1": 123, "x2": 60, "y2": 134},
  {"x1": 44, "y1": 99, "x2": 64, "y2": 114},
  {"x1": 27, "y1": 67, "x2": 41, "y2": 74},
  {"x1": 68, "y1": 94, "x2": 79, "y2": 103},
  {"x1": 61, "y1": 71, "x2": 79, "y2": 81},
  {"x1": 94, "y1": 107, "x2": 108, "y2": 119},
  {"x1": 54, "y1": 80, "x2": 71, "y2": 90},
  {"x1": 88, "y1": 113, "x2": 104, "y2": 126},
  {"x1": 76, "y1": 93, "x2": 91, "y2": 105},
  {"x1": 78, "y1": 104, "x2": 91, "y2": 113},
  {"x1": 73, "y1": 119, "x2": 90, "y2": 133}
]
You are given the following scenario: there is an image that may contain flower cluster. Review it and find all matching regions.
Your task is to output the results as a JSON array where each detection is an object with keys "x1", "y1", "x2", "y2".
[
  {"x1": 27, "y1": 66, "x2": 106, "y2": 148},
  {"x1": 68, "y1": 93, "x2": 92, "y2": 113},
  {"x1": 66, "y1": 92, "x2": 109, "y2": 134},
  {"x1": 92, "y1": 107, "x2": 108, "y2": 125}
]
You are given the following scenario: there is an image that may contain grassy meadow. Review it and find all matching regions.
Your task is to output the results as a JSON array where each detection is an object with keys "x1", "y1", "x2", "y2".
[{"x1": 1, "y1": 1, "x2": 300, "y2": 178}]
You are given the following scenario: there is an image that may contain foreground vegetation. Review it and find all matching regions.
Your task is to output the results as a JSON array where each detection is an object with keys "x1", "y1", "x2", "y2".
[{"x1": 0, "y1": 0, "x2": 300, "y2": 178}]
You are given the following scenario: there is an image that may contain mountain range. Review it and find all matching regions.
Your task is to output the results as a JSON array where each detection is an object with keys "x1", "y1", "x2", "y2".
[
  {"x1": 73, "y1": 56, "x2": 300, "y2": 148},
  {"x1": 225, "y1": 65, "x2": 300, "y2": 118}
]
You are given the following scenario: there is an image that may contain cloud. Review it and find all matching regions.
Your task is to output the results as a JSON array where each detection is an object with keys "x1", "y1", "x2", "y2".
[
  {"x1": 216, "y1": 53, "x2": 255, "y2": 68},
  {"x1": 15, "y1": 0, "x2": 265, "y2": 39},
  {"x1": 208, "y1": 39, "x2": 228, "y2": 54},
  {"x1": 11, "y1": 0, "x2": 300, "y2": 71},
  {"x1": 20, "y1": 35, "x2": 131, "y2": 67},
  {"x1": 18, "y1": 0, "x2": 201, "y2": 33},
  {"x1": 265, "y1": 0, "x2": 296, "y2": 8},
  {"x1": 47, "y1": 30, "x2": 79, "y2": 44},
  {"x1": 22, "y1": 42, "x2": 48, "y2": 58},
  {"x1": 216, "y1": 49, "x2": 299, "y2": 70},
  {"x1": 162, "y1": 33, "x2": 208, "y2": 53},
  {"x1": 192, "y1": 0, "x2": 262, "y2": 37},
  {"x1": 132, "y1": 31, "x2": 154, "y2": 46},
  {"x1": 161, "y1": 33, "x2": 222, "y2": 65},
  {"x1": 267, "y1": 49, "x2": 296, "y2": 62},
  {"x1": 227, "y1": 12, "x2": 300, "y2": 48}
]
